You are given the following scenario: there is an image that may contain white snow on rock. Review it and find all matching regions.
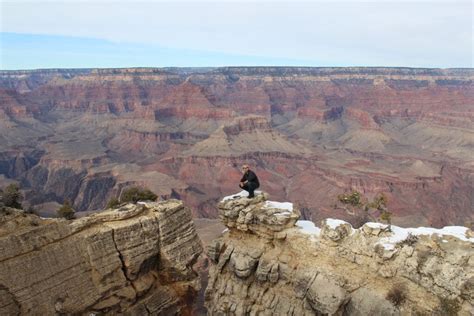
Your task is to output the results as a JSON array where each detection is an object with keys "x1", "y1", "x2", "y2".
[
  {"x1": 263, "y1": 201, "x2": 293, "y2": 212},
  {"x1": 364, "y1": 222, "x2": 387, "y2": 229},
  {"x1": 325, "y1": 218, "x2": 349, "y2": 229},
  {"x1": 376, "y1": 224, "x2": 474, "y2": 250},
  {"x1": 296, "y1": 220, "x2": 321, "y2": 235},
  {"x1": 221, "y1": 190, "x2": 263, "y2": 202}
]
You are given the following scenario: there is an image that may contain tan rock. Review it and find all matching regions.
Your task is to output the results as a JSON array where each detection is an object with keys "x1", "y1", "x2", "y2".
[
  {"x1": 0, "y1": 201, "x2": 202, "y2": 315},
  {"x1": 206, "y1": 194, "x2": 474, "y2": 315},
  {"x1": 305, "y1": 273, "x2": 349, "y2": 314}
]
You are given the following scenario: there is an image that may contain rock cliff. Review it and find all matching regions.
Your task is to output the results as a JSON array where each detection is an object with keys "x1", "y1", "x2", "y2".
[
  {"x1": 205, "y1": 192, "x2": 474, "y2": 315},
  {"x1": 0, "y1": 200, "x2": 203, "y2": 315}
]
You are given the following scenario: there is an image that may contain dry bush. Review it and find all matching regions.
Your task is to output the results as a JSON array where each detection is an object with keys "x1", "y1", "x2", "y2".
[{"x1": 386, "y1": 283, "x2": 407, "y2": 307}]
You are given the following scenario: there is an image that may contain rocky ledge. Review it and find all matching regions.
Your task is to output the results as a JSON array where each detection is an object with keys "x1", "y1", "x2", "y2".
[
  {"x1": 0, "y1": 200, "x2": 203, "y2": 315},
  {"x1": 206, "y1": 192, "x2": 474, "y2": 315}
]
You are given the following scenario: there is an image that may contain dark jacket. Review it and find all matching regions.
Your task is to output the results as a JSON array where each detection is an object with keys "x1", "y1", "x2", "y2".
[{"x1": 240, "y1": 170, "x2": 259, "y2": 187}]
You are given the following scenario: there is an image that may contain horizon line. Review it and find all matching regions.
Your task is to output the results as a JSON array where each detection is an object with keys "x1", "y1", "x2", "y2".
[{"x1": 2, "y1": 66, "x2": 474, "y2": 72}]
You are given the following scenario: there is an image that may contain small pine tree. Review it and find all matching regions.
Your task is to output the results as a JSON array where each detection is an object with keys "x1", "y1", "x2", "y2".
[
  {"x1": 106, "y1": 197, "x2": 120, "y2": 209},
  {"x1": 57, "y1": 200, "x2": 75, "y2": 220},
  {"x1": 1, "y1": 183, "x2": 23, "y2": 209},
  {"x1": 120, "y1": 187, "x2": 157, "y2": 204}
]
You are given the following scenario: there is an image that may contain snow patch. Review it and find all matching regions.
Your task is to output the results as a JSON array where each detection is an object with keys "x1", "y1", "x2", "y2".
[
  {"x1": 296, "y1": 220, "x2": 321, "y2": 235},
  {"x1": 365, "y1": 222, "x2": 388, "y2": 229},
  {"x1": 263, "y1": 201, "x2": 293, "y2": 212},
  {"x1": 325, "y1": 218, "x2": 349, "y2": 229},
  {"x1": 376, "y1": 224, "x2": 474, "y2": 250},
  {"x1": 221, "y1": 190, "x2": 263, "y2": 202}
]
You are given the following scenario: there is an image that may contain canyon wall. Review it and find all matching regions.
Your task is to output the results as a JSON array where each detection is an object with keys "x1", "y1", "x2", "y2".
[
  {"x1": 205, "y1": 193, "x2": 474, "y2": 315},
  {"x1": 0, "y1": 200, "x2": 203, "y2": 315},
  {"x1": 0, "y1": 67, "x2": 473, "y2": 227}
]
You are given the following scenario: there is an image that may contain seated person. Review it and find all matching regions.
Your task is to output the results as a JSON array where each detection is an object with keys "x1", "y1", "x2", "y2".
[{"x1": 239, "y1": 164, "x2": 260, "y2": 198}]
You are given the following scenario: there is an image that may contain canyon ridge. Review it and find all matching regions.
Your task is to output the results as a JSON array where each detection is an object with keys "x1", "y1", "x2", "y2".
[{"x1": 0, "y1": 67, "x2": 473, "y2": 227}]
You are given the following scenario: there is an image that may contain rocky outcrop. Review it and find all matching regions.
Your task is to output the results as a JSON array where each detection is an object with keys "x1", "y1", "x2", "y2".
[
  {"x1": 0, "y1": 200, "x2": 203, "y2": 315},
  {"x1": 205, "y1": 193, "x2": 474, "y2": 315}
]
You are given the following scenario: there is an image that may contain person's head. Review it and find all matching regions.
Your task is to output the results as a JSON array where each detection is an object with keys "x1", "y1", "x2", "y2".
[{"x1": 241, "y1": 164, "x2": 249, "y2": 174}]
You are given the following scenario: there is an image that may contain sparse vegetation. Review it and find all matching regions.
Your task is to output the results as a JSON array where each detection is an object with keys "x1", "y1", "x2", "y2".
[
  {"x1": 337, "y1": 190, "x2": 362, "y2": 208},
  {"x1": 399, "y1": 233, "x2": 419, "y2": 247},
  {"x1": 335, "y1": 190, "x2": 392, "y2": 229},
  {"x1": 57, "y1": 200, "x2": 76, "y2": 220},
  {"x1": 386, "y1": 283, "x2": 407, "y2": 307},
  {"x1": 0, "y1": 183, "x2": 23, "y2": 209},
  {"x1": 106, "y1": 197, "x2": 120, "y2": 209},
  {"x1": 368, "y1": 193, "x2": 392, "y2": 228},
  {"x1": 120, "y1": 186, "x2": 157, "y2": 204}
]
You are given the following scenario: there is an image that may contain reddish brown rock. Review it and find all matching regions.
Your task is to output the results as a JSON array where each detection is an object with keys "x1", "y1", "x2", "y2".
[{"x1": 0, "y1": 67, "x2": 473, "y2": 227}]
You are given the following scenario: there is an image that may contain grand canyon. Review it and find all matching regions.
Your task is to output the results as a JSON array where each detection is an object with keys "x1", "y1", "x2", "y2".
[{"x1": 0, "y1": 67, "x2": 473, "y2": 227}]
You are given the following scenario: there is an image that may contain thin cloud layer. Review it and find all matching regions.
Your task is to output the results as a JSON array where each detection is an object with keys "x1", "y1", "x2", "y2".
[{"x1": 1, "y1": 1, "x2": 472, "y2": 68}]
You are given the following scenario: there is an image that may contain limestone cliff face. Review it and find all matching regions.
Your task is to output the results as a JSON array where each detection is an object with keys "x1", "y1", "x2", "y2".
[
  {"x1": 205, "y1": 193, "x2": 474, "y2": 315},
  {"x1": 0, "y1": 200, "x2": 203, "y2": 315}
]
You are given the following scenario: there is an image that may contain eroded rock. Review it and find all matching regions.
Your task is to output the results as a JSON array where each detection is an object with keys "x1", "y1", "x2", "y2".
[
  {"x1": 206, "y1": 193, "x2": 474, "y2": 315},
  {"x1": 0, "y1": 201, "x2": 203, "y2": 315}
]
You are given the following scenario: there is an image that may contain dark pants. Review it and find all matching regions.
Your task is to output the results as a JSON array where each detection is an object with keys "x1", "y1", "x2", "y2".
[{"x1": 240, "y1": 182, "x2": 259, "y2": 198}]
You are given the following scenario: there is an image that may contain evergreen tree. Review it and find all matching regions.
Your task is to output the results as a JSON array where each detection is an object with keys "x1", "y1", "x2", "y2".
[
  {"x1": 57, "y1": 200, "x2": 75, "y2": 220},
  {"x1": 120, "y1": 187, "x2": 157, "y2": 204},
  {"x1": 106, "y1": 197, "x2": 120, "y2": 209},
  {"x1": 1, "y1": 183, "x2": 23, "y2": 209}
]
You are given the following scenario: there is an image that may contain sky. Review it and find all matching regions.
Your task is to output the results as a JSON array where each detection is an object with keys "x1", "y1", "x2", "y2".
[{"x1": 0, "y1": 0, "x2": 472, "y2": 69}]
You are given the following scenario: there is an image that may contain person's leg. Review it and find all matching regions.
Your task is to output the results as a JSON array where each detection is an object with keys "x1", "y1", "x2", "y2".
[
  {"x1": 247, "y1": 182, "x2": 257, "y2": 198},
  {"x1": 240, "y1": 183, "x2": 250, "y2": 193}
]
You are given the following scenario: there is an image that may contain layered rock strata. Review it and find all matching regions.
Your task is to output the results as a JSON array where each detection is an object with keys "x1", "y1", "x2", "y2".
[
  {"x1": 205, "y1": 193, "x2": 474, "y2": 315},
  {"x1": 0, "y1": 200, "x2": 203, "y2": 315},
  {"x1": 1, "y1": 67, "x2": 473, "y2": 226}
]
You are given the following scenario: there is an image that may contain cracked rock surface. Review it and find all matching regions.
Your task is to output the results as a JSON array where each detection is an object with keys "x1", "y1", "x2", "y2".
[
  {"x1": 205, "y1": 194, "x2": 474, "y2": 315},
  {"x1": 0, "y1": 201, "x2": 203, "y2": 315}
]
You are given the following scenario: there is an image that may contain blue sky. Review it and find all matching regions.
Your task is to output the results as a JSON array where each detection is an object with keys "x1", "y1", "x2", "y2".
[{"x1": 1, "y1": 0, "x2": 472, "y2": 69}]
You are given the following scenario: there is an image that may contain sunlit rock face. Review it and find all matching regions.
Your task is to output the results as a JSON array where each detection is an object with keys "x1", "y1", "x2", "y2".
[
  {"x1": 0, "y1": 67, "x2": 473, "y2": 227},
  {"x1": 205, "y1": 193, "x2": 474, "y2": 315},
  {"x1": 0, "y1": 200, "x2": 203, "y2": 315}
]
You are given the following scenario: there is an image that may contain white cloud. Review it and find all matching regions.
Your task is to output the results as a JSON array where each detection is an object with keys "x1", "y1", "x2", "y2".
[{"x1": 1, "y1": 1, "x2": 472, "y2": 67}]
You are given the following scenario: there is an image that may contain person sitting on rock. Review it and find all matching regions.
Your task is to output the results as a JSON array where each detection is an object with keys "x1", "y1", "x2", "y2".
[{"x1": 239, "y1": 164, "x2": 260, "y2": 198}]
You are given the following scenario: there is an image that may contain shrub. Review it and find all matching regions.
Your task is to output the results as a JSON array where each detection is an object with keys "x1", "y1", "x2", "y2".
[
  {"x1": 386, "y1": 283, "x2": 407, "y2": 306},
  {"x1": 57, "y1": 200, "x2": 75, "y2": 220},
  {"x1": 380, "y1": 209, "x2": 392, "y2": 225},
  {"x1": 398, "y1": 233, "x2": 418, "y2": 247},
  {"x1": 1, "y1": 183, "x2": 23, "y2": 209},
  {"x1": 367, "y1": 193, "x2": 388, "y2": 210},
  {"x1": 337, "y1": 191, "x2": 362, "y2": 207},
  {"x1": 120, "y1": 187, "x2": 157, "y2": 204},
  {"x1": 106, "y1": 197, "x2": 120, "y2": 209}
]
